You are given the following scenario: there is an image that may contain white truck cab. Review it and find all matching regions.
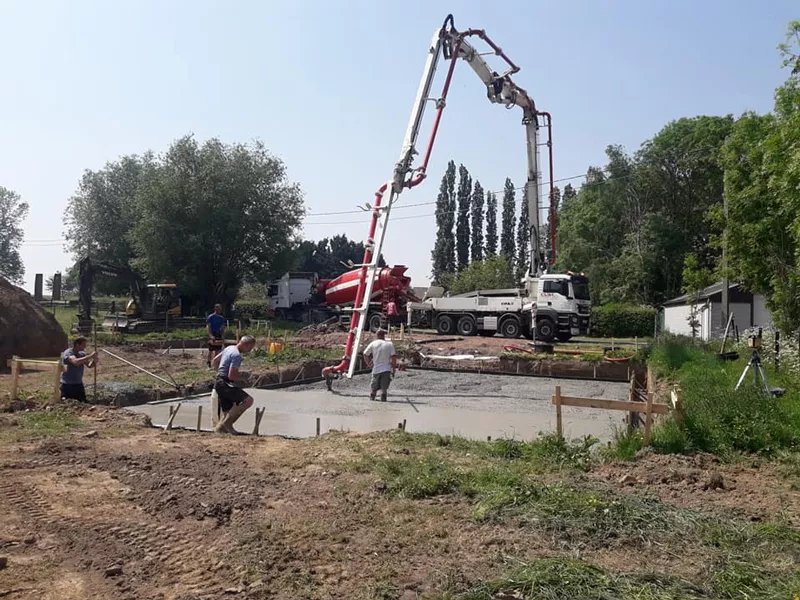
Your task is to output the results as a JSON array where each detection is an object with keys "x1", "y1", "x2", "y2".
[{"x1": 527, "y1": 272, "x2": 591, "y2": 342}]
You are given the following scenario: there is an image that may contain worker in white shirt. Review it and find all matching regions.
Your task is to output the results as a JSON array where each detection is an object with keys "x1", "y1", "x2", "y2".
[{"x1": 362, "y1": 328, "x2": 396, "y2": 402}]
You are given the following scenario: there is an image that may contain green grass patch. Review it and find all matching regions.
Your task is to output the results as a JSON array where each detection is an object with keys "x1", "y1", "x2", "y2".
[
  {"x1": 20, "y1": 410, "x2": 81, "y2": 436},
  {"x1": 432, "y1": 556, "x2": 800, "y2": 600}
]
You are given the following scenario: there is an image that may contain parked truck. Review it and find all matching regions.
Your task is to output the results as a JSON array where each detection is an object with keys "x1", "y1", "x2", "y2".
[
  {"x1": 267, "y1": 266, "x2": 418, "y2": 330},
  {"x1": 409, "y1": 271, "x2": 591, "y2": 342}
]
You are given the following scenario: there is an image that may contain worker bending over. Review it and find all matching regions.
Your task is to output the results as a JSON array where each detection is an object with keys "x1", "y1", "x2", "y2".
[
  {"x1": 211, "y1": 335, "x2": 256, "y2": 434},
  {"x1": 60, "y1": 337, "x2": 98, "y2": 402},
  {"x1": 362, "y1": 328, "x2": 396, "y2": 402}
]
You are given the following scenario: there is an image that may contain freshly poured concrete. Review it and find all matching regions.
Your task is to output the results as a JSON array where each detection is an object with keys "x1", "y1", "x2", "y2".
[{"x1": 132, "y1": 371, "x2": 630, "y2": 442}]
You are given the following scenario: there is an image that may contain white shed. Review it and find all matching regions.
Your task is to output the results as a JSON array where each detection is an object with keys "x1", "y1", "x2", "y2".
[{"x1": 660, "y1": 282, "x2": 772, "y2": 341}]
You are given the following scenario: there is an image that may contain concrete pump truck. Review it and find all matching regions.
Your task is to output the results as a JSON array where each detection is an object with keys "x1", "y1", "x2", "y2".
[{"x1": 323, "y1": 14, "x2": 590, "y2": 386}]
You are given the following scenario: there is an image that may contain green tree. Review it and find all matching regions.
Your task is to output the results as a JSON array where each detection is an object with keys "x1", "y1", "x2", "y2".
[
  {"x1": 63, "y1": 154, "x2": 153, "y2": 294},
  {"x1": 292, "y1": 235, "x2": 386, "y2": 279},
  {"x1": 431, "y1": 160, "x2": 456, "y2": 283},
  {"x1": 470, "y1": 181, "x2": 485, "y2": 262},
  {"x1": 130, "y1": 136, "x2": 304, "y2": 310},
  {"x1": 500, "y1": 178, "x2": 516, "y2": 270},
  {"x1": 456, "y1": 165, "x2": 472, "y2": 271},
  {"x1": 721, "y1": 21, "x2": 800, "y2": 333},
  {"x1": 440, "y1": 255, "x2": 515, "y2": 295},
  {"x1": 0, "y1": 186, "x2": 29, "y2": 284},
  {"x1": 485, "y1": 190, "x2": 498, "y2": 256},
  {"x1": 516, "y1": 187, "x2": 530, "y2": 280}
]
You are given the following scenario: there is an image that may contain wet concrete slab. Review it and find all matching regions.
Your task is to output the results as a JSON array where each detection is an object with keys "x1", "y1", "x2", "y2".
[{"x1": 131, "y1": 371, "x2": 630, "y2": 442}]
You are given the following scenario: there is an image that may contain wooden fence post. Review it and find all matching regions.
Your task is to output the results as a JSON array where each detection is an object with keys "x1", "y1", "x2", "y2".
[
  {"x1": 165, "y1": 403, "x2": 181, "y2": 430},
  {"x1": 196, "y1": 405, "x2": 203, "y2": 432},
  {"x1": 252, "y1": 407, "x2": 264, "y2": 436},
  {"x1": 554, "y1": 385, "x2": 563, "y2": 440},
  {"x1": 52, "y1": 361, "x2": 62, "y2": 402},
  {"x1": 10, "y1": 357, "x2": 20, "y2": 401},
  {"x1": 316, "y1": 417, "x2": 321, "y2": 437},
  {"x1": 644, "y1": 392, "x2": 654, "y2": 445}
]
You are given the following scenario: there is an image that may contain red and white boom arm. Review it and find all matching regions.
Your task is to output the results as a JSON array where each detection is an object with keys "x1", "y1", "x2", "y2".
[{"x1": 323, "y1": 14, "x2": 556, "y2": 381}]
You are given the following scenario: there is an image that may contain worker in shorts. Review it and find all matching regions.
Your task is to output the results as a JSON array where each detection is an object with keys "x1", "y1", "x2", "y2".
[
  {"x1": 206, "y1": 303, "x2": 226, "y2": 368},
  {"x1": 362, "y1": 328, "x2": 396, "y2": 402},
  {"x1": 60, "y1": 337, "x2": 98, "y2": 402},
  {"x1": 211, "y1": 335, "x2": 256, "y2": 434}
]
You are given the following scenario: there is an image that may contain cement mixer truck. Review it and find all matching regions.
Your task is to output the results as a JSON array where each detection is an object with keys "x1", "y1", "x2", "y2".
[{"x1": 267, "y1": 266, "x2": 417, "y2": 330}]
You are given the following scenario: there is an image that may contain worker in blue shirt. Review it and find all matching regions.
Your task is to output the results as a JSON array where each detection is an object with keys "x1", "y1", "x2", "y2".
[{"x1": 206, "y1": 303, "x2": 226, "y2": 368}]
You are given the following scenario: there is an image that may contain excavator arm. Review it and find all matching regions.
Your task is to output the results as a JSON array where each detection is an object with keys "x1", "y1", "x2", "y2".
[{"x1": 323, "y1": 14, "x2": 556, "y2": 381}]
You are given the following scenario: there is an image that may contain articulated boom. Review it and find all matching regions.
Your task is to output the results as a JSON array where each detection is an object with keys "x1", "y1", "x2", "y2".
[{"x1": 323, "y1": 14, "x2": 556, "y2": 382}]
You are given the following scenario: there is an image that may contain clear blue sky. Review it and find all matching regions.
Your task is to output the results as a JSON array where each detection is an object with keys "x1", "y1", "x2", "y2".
[{"x1": 1, "y1": 0, "x2": 795, "y2": 293}]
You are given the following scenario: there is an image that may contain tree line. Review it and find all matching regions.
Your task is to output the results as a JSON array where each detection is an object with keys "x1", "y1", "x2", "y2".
[
  {"x1": 555, "y1": 20, "x2": 800, "y2": 333},
  {"x1": 431, "y1": 160, "x2": 536, "y2": 292}
]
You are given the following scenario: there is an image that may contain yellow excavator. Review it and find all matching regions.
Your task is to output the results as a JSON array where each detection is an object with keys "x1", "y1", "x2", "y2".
[{"x1": 77, "y1": 257, "x2": 190, "y2": 332}]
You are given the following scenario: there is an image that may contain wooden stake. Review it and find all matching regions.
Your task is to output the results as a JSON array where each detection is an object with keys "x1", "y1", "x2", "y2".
[
  {"x1": 487, "y1": 435, "x2": 492, "y2": 442},
  {"x1": 554, "y1": 385, "x2": 563, "y2": 440},
  {"x1": 644, "y1": 392, "x2": 654, "y2": 445},
  {"x1": 196, "y1": 405, "x2": 203, "y2": 432},
  {"x1": 315, "y1": 417, "x2": 321, "y2": 437},
  {"x1": 402, "y1": 418, "x2": 407, "y2": 431},
  {"x1": 252, "y1": 407, "x2": 264, "y2": 436},
  {"x1": 93, "y1": 323, "x2": 98, "y2": 402},
  {"x1": 52, "y1": 361, "x2": 61, "y2": 403},
  {"x1": 10, "y1": 356, "x2": 19, "y2": 401},
  {"x1": 165, "y1": 402, "x2": 181, "y2": 430},
  {"x1": 674, "y1": 388, "x2": 684, "y2": 430}
]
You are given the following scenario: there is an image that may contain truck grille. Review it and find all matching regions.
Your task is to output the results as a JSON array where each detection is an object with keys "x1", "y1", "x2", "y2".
[{"x1": 578, "y1": 304, "x2": 590, "y2": 315}]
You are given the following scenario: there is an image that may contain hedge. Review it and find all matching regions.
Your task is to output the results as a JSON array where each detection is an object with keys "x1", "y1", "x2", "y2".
[
  {"x1": 230, "y1": 300, "x2": 271, "y2": 322},
  {"x1": 590, "y1": 303, "x2": 656, "y2": 338}
]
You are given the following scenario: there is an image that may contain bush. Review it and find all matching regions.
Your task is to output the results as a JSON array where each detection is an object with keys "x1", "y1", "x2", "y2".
[
  {"x1": 231, "y1": 300, "x2": 271, "y2": 322},
  {"x1": 590, "y1": 303, "x2": 655, "y2": 338}
]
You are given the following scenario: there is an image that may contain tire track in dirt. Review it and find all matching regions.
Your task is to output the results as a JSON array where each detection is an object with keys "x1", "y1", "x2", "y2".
[{"x1": 0, "y1": 471, "x2": 238, "y2": 598}]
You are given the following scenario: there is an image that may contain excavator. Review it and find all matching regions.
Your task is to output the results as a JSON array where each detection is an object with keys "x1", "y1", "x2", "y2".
[
  {"x1": 77, "y1": 257, "x2": 185, "y2": 332},
  {"x1": 323, "y1": 14, "x2": 589, "y2": 385}
]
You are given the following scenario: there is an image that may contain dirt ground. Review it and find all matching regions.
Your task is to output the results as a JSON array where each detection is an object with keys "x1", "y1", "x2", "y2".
[{"x1": 1, "y1": 404, "x2": 797, "y2": 600}]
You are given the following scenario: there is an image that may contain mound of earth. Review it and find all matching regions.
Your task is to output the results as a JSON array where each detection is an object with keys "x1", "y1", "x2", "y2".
[{"x1": 0, "y1": 276, "x2": 68, "y2": 371}]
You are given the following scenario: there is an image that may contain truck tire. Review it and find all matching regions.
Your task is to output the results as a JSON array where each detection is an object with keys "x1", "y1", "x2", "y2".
[
  {"x1": 556, "y1": 332, "x2": 572, "y2": 343},
  {"x1": 536, "y1": 317, "x2": 556, "y2": 342},
  {"x1": 436, "y1": 314, "x2": 455, "y2": 335},
  {"x1": 499, "y1": 316, "x2": 521, "y2": 339},
  {"x1": 368, "y1": 313, "x2": 383, "y2": 332},
  {"x1": 456, "y1": 315, "x2": 477, "y2": 336}
]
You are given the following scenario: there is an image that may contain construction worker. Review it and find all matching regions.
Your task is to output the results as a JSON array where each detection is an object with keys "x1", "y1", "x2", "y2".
[
  {"x1": 206, "y1": 303, "x2": 226, "y2": 368},
  {"x1": 362, "y1": 328, "x2": 396, "y2": 402},
  {"x1": 60, "y1": 337, "x2": 97, "y2": 402},
  {"x1": 211, "y1": 335, "x2": 256, "y2": 434}
]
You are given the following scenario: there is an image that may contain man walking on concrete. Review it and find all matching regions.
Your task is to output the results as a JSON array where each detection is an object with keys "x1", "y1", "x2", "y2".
[
  {"x1": 206, "y1": 303, "x2": 226, "y2": 368},
  {"x1": 362, "y1": 328, "x2": 396, "y2": 402},
  {"x1": 60, "y1": 337, "x2": 98, "y2": 402},
  {"x1": 211, "y1": 335, "x2": 256, "y2": 434}
]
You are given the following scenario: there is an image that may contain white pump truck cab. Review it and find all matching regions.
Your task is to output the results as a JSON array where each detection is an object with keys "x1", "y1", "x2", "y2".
[{"x1": 413, "y1": 271, "x2": 591, "y2": 342}]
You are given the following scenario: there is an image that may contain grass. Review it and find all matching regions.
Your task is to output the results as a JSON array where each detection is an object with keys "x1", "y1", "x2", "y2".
[
  {"x1": 431, "y1": 556, "x2": 800, "y2": 600},
  {"x1": 607, "y1": 336, "x2": 800, "y2": 459},
  {"x1": 19, "y1": 409, "x2": 81, "y2": 436}
]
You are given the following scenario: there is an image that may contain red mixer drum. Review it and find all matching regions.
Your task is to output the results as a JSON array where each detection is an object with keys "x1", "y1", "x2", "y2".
[{"x1": 324, "y1": 266, "x2": 411, "y2": 306}]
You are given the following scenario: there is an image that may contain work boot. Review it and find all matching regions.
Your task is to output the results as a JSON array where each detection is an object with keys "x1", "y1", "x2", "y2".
[
  {"x1": 369, "y1": 394, "x2": 376, "y2": 402},
  {"x1": 380, "y1": 394, "x2": 388, "y2": 402}
]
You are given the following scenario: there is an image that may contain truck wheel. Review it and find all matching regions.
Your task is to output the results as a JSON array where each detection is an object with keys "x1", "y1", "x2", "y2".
[
  {"x1": 556, "y1": 333, "x2": 572, "y2": 343},
  {"x1": 436, "y1": 315, "x2": 455, "y2": 335},
  {"x1": 536, "y1": 317, "x2": 556, "y2": 342},
  {"x1": 368, "y1": 313, "x2": 383, "y2": 332},
  {"x1": 499, "y1": 317, "x2": 521, "y2": 339},
  {"x1": 456, "y1": 315, "x2": 477, "y2": 336}
]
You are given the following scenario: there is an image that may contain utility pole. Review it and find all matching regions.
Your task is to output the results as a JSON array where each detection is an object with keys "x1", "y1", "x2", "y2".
[{"x1": 721, "y1": 194, "x2": 729, "y2": 334}]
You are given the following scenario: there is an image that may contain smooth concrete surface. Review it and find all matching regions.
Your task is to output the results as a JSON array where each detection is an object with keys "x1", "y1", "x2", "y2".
[{"x1": 130, "y1": 371, "x2": 630, "y2": 442}]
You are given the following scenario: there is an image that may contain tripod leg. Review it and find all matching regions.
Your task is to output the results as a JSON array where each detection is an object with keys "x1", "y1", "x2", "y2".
[
  {"x1": 735, "y1": 363, "x2": 751, "y2": 391},
  {"x1": 756, "y1": 364, "x2": 771, "y2": 395}
]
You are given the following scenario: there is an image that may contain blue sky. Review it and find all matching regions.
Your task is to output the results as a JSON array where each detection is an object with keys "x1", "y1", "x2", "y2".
[{"x1": 1, "y1": 0, "x2": 795, "y2": 293}]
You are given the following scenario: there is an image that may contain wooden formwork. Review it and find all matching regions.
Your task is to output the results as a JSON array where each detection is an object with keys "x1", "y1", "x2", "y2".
[{"x1": 7, "y1": 356, "x2": 63, "y2": 402}]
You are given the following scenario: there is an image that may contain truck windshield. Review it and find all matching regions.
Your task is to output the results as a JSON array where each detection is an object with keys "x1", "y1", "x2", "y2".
[{"x1": 572, "y1": 282, "x2": 590, "y2": 300}]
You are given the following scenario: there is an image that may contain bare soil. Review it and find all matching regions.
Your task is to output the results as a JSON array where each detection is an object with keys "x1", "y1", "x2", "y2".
[{"x1": 1, "y1": 405, "x2": 797, "y2": 599}]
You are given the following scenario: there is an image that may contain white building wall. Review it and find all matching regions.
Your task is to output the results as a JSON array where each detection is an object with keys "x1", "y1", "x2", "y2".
[
  {"x1": 663, "y1": 304, "x2": 700, "y2": 338},
  {"x1": 752, "y1": 295, "x2": 773, "y2": 329}
]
